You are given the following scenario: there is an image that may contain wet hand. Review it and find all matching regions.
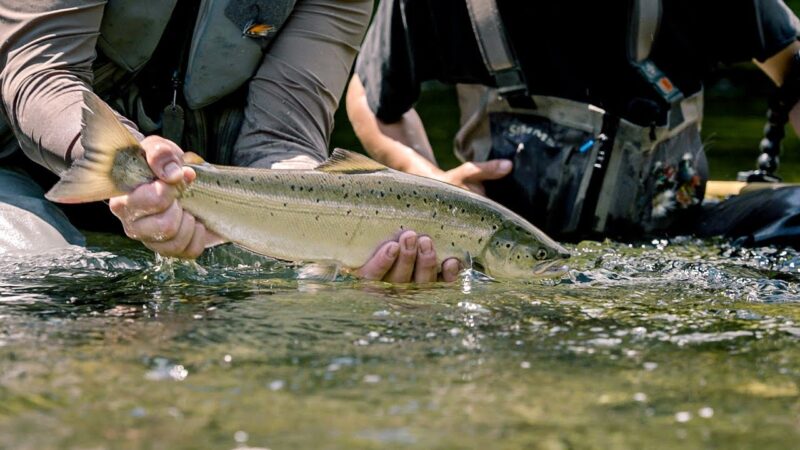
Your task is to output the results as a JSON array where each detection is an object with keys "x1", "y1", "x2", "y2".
[
  {"x1": 355, "y1": 230, "x2": 461, "y2": 283},
  {"x1": 439, "y1": 159, "x2": 512, "y2": 195},
  {"x1": 108, "y1": 136, "x2": 222, "y2": 258}
]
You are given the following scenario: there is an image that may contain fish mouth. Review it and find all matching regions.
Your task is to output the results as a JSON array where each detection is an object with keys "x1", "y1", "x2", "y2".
[{"x1": 532, "y1": 259, "x2": 570, "y2": 278}]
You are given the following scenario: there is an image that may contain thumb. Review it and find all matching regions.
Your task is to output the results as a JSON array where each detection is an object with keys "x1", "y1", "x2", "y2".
[
  {"x1": 453, "y1": 159, "x2": 513, "y2": 183},
  {"x1": 141, "y1": 136, "x2": 185, "y2": 184}
]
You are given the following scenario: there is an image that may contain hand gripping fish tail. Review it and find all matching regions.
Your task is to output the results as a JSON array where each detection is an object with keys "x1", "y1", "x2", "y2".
[
  {"x1": 45, "y1": 91, "x2": 155, "y2": 204},
  {"x1": 45, "y1": 92, "x2": 569, "y2": 280}
]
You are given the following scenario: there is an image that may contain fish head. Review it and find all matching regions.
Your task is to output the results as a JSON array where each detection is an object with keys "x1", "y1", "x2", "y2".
[{"x1": 481, "y1": 222, "x2": 571, "y2": 279}]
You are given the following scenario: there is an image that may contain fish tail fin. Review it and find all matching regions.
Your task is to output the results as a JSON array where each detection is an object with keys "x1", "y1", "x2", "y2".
[{"x1": 45, "y1": 91, "x2": 147, "y2": 204}]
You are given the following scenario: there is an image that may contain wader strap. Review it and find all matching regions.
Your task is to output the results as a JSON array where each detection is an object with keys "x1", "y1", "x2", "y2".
[
  {"x1": 628, "y1": 0, "x2": 661, "y2": 63},
  {"x1": 464, "y1": 0, "x2": 527, "y2": 98},
  {"x1": 627, "y1": 0, "x2": 683, "y2": 105}
]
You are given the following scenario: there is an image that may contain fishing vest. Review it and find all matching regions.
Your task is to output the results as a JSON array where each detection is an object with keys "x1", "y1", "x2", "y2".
[
  {"x1": 98, "y1": 0, "x2": 296, "y2": 109},
  {"x1": 0, "y1": 0, "x2": 297, "y2": 162},
  {"x1": 463, "y1": 0, "x2": 707, "y2": 239}
]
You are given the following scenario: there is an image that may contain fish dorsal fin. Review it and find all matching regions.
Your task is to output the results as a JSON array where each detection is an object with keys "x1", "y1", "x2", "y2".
[{"x1": 315, "y1": 148, "x2": 388, "y2": 174}]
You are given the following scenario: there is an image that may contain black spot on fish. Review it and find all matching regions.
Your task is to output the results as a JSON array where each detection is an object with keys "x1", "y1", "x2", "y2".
[
  {"x1": 308, "y1": 187, "x2": 313, "y2": 192},
  {"x1": 506, "y1": 243, "x2": 511, "y2": 248},
  {"x1": 316, "y1": 199, "x2": 321, "y2": 203},
  {"x1": 406, "y1": 203, "x2": 411, "y2": 208},
  {"x1": 400, "y1": 225, "x2": 405, "y2": 230},
  {"x1": 460, "y1": 208, "x2": 465, "y2": 214},
  {"x1": 377, "y1": 181, "x2": 382, "y2": 185},
  {"x1": 412, "y1": 190, "x2": 417, "y2": 196},
  {"x1": 283, "y1": 203, "x2": 287, "y2": 207},
  {"x1": 298, "y1": 186, "x2": 304, "y2": 191},
  {"x1": 397, "y1": 194, "x2": 402, "y2": 200},
  {"x1": 347, "y1": 210, "x2": 352, "y2": 215},
  {"x1": 356, "y1": 193, "x2": 360, "y2": 198},
  {"x1": 315, "y1": 215, "x2": 319, "y2": 221},
  {"x1": 432, "y1": 211, "x2": 437, "y2": 218},
  {"x1": 250, "y1": 176, "x2": 255, "y2": 182},
  {"x1": 375, "y1": 210, "x2": 379, "y2": 215},
  {"x1": 291, "y1": 185, "x2": 295, "y2": 191},
  {"x1": 216, "y1": 180, "x2": 221, "y2": 186},
  {"x1": 451, "y1": 242, "x2": 455, "y2": 247},
  {"x1": 492, "y1": 225, "x2": 498, "y2": 230},
  {"x1": 343, "y1": 193, "x2": 349, "y2": 199},
  {"x1": 478, "y1": 237, "x2": 483, "y2": 244},
  {"x1": 480, "y1": 217, "x2": 485, "y2": 222},
  {"x1": 440, "y1": 225, "x2": 445, "y2": 230},
  {"x1": 235, "y1": 180, "x2": 240, "y2": 184}
]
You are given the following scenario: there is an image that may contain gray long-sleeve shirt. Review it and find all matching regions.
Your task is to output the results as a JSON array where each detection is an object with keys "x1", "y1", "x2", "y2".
[{"x1": 0, "y1": 0, "x2": 372, "y2": 173}]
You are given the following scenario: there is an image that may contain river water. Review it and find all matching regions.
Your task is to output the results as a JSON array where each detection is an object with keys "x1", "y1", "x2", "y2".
[{"x1": 0, "y1": 233, "x2": 798, "y2": 449}]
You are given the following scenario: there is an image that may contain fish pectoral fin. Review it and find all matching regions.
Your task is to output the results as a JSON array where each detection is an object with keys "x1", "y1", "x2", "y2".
[
  {"x1": 314, "y1": 148, "x2": 388, "y2": 174},
  {"x1": 297, "y1": 262, "x2": 341, "y2": 281},
  {"x1": 460, "y1": 268, "x2": 496, "y2": 283}
]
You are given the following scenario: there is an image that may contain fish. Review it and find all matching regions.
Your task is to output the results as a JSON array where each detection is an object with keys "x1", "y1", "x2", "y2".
[{"x1": 45, "y1": 92, "x2": 570, "y2": 279}]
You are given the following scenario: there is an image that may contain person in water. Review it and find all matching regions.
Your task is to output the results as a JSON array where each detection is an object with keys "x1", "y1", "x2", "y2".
[
  {"x1": 347, "y1": 0, "x2": 800, "y2": 247},
  {"x1": 0, "y1": 0, "x2": 459, "y2": 282}
]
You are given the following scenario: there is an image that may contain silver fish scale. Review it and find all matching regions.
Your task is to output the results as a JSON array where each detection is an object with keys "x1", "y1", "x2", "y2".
[{"x1": 178, "y1": 165, "x2": 505, "y2": 268}]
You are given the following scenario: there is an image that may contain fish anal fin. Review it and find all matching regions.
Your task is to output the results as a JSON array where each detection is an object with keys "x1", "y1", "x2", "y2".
[
  {"x1": 297, "y1": 262, "x2": 341, "y2": 281},
  {"x1": 315, "y1": 148, "x2": 388, "y2": 174}
]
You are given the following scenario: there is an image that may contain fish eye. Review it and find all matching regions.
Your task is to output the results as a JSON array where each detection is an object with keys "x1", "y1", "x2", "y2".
[{"x1": 535, "y1": 248, "x2": 548, "y2": 260}]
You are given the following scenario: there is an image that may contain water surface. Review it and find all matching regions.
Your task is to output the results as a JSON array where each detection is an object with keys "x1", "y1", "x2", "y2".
[{"x1": 1, "y1": 234, "x2": 798, "y2": 449}]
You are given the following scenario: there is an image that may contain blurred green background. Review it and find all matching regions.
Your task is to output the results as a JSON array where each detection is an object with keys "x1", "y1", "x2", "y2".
[{"x1": 331, "y1": 0, "x2": 800, "y2": 182}]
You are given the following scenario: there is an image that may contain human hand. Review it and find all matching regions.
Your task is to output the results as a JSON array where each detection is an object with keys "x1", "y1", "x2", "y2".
[
  {"x1": 355, "y1": 230, "x2": 462, "y2": 283},
  {"x1": 108, "y1": 136, "x2": 223, "y2": 258},
  {"x1": 438, "y1": 159, "x2": 513, "y2": 195}
]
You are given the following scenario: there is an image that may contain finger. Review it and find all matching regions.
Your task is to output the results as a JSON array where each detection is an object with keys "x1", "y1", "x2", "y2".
[
  {"x1": 384, "y1": 231, "x2": 418, "y2": 283},
  {"x1": 109, "y1": 180, "x2": 179, "y2": 222},
  {"x1": 124, "y1": 200, "x2": 183, "y2": 242},
  {"x1": 182, "y1": 222, "x2": 208, "y2": 259},
  {"x1": 413, "y1": 236, "x2": 438, "y2": 283},
  {"x1": 465, "y1": 182, "x2": 487, "y2": 196},
  {"x1": 355, "y1": 242, "x2": 400, "y2": 280},
  {"x1": 140, "y1": 136, "x2": 185, "y2": 184},
  {"x1": 441, "y1": 258, "x2": 461, "y2": 282},
  {"x1": 455, "y1": 159, "x2": 513, "y2": 183},
  {"x1": 143, "y1": 212, "x2": 196, "y2": 257}
]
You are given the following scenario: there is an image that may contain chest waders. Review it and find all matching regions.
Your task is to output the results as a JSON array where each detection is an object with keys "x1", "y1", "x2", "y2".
[{"x1": 465, "y1": 0, "x2": 707, "y2": 240}]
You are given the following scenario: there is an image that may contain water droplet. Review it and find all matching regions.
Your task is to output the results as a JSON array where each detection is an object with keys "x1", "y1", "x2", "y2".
[
  {"x1": 234, "y1": 430, "x2": 249, "y2": 443},
  {"x1": 520, "y1": 361, "x2": 531, "y2": 369},
  {"x1": 643, "y1": 362, "x2": 658, "y2": 371},
  {"x1": 363, "y1": 374, "x2": 381, "y2": 384},
  {"x1": 698, "y1": 407, "x2": 714, "y2": 418},
  {"x1": 633, "y1": 392, "x2": 647, "y2": 402},
  {"x1": 675, "y1": 411, "x2": 692, "y2": 423}
]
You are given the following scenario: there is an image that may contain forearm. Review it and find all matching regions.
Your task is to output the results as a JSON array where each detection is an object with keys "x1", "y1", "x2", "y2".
[
  {"x1": 346, "y1": 74, "x2": 443, "y2": 177},
  {"x1": 232, "y1": 0, "x2": 373, "y2": 170},
  {"x1": 0, "y1": 1, "x2": 142, "y2": 173}
]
